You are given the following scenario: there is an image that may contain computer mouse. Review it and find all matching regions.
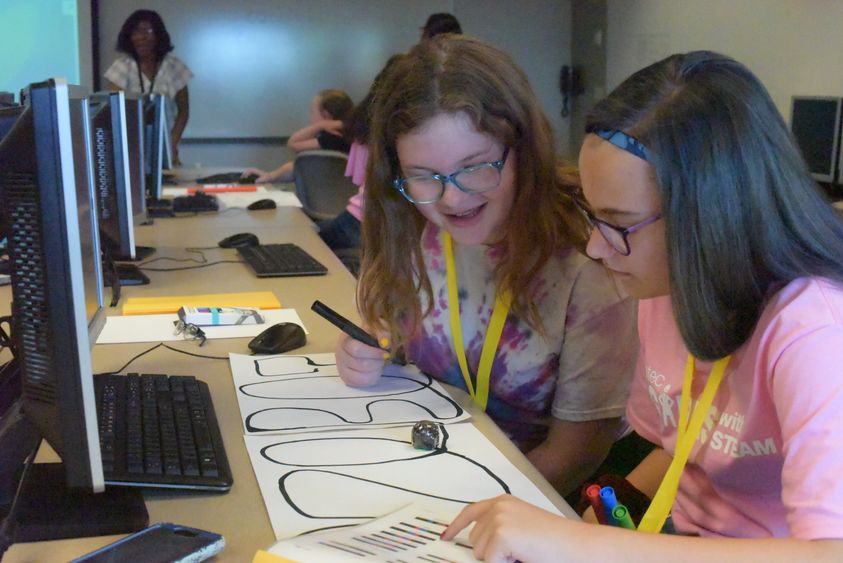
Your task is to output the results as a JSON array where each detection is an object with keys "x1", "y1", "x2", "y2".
[
  {"x1": 247, "y1": 199, "x2": 277, "y2": 211},
  {"x1": 248, "y1": 322, "x2": 307, "y2": 354},
  {"x1": 240, "y1": 173, "x2": 259, "y2": 184},
  {"x1": 218, "y1": 232, "x2": 260, "y2": 248}
]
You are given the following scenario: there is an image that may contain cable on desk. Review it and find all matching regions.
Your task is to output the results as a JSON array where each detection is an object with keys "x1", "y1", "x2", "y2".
[
  {"x1": 138, "y1": 260, "x2": 245, "y2": 272},
  {"x1": 137, "y1": 247, "x2": 212, "y2": 267},
  {"x1": 99, "y1": 342, "x2": 230, "y2": 376}
]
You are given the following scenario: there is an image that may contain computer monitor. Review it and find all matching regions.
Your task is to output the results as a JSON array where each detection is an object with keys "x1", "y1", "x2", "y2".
[
  {"x1": 0, "y1": 78, "x2": 146, "y2": 542},
  {"x1": 790, "y1": 96, "x2": 843, "y2": 183},
  {"x1": 124, "y1": 94, "x2": 147, "y2": 226},
  {"x1": 143, "y1": 93, "x2": 166, "y2": 201},
  {"x1": 89, "y1": 91, "x2": 135, "y2": 260},
  {"x1": 1, "y1": 78, "x2": 104, "y2": 488},
  {"x1": 122, "y1": 94, "x2": 156, "y2": 262},
  {"x1": 88, "y1": 92, "x2": 150, "y2": 287}
]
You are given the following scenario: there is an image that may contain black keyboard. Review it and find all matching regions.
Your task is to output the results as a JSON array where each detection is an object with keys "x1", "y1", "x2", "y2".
[
  {"x1": 95, "y1": 373, "x2": 233, "y2": 491},
  {"x1": 172, "y1": 193, "x2": 219, "y2": 213},
  {"x1": 237, "y1": 243, "x2": 328, "y2": 277},
  {"x1": 145, "y1": 197, "x2": 174, "y2": 218},
  {"x1": 195, "y1": 172, "x2": 258, "y2": 184}
]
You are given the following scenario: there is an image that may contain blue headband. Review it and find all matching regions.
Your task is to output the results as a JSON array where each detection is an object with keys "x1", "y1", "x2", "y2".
[{"x1": 594, "y1": 128, "x2": 652, "y2": 163}]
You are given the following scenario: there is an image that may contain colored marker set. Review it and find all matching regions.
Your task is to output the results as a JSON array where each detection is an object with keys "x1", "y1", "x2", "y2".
[{"x1": 585, "y1": 484, "x2": 636, "y2": 529}]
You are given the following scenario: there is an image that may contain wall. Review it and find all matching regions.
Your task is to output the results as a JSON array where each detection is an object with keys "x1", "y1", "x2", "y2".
[
  {"x1": 606, "y1": 0, "x2": 843, "y2": 125},
  {"x1": 97, "y1": 1, "x2": 571, "y2": 170},
  {"x1": 569, "y1": 0, "x2": 606, "y2": 162}
]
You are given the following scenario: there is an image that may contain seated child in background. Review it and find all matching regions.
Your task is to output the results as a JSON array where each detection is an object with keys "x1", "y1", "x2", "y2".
[{"x1": 241, "y1": 89, "x2": 353, "y2": 183}]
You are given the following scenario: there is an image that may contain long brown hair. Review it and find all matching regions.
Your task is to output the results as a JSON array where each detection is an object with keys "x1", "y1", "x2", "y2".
[{"x1": 359, "y1": 35, "x2": 587, "y2": 351}]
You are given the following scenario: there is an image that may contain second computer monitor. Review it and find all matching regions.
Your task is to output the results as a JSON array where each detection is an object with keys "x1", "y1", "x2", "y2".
[
  {"x1": 90, "y1": 90, "x2": 136, "y2": 260},
  {"x1": 790, "y1": 96, "x2": 843, "y2": 184},
  {"x1": 124, "y1": 94, "x2": 147, "y2": 226},
  {"x1": 143, "y1": 93, "x2": 166, "y2": 201}
]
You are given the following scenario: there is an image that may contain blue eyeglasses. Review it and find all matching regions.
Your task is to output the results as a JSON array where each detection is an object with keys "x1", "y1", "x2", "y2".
[{"x1": 393, "y1": 148, "x2": 510, "y2": 204}]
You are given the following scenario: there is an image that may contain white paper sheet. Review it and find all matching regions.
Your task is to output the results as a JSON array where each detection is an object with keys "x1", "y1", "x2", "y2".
[
  {"x1": 215, "y1": 191, "x2": 302, "y2": 209},
  {"x1": 268, "y1": 503, "x2": 478, "y2": 562},
  {"x1": 96, "y1": 309, "x2": 307, "y2": 344},
  {"x1": 161, "y1": 186, "x2": 268, "y2": 197},
  {"x1": 244, "y1": 423, "x2": 562, "y2": 540},
  {"x1": 228, "y1": 353, "x2": 470, "y2": 434}
]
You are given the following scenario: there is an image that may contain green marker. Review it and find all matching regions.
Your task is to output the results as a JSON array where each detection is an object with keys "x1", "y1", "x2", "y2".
[{"x1": 612, "y1": 504, "x2": 635, "y2": 530}]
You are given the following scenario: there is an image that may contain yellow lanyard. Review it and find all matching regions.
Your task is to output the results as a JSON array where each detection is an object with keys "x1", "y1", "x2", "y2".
[
  {"x1": 443, "y1": 231, "x2": 512, "y2": 411},
  {"x1": 638, "y1": 353, "x2": 731, "y2": 533}
]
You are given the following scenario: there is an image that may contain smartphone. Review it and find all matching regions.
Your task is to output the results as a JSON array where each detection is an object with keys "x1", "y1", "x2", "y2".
[{"x1": 72, "y1": 522, "x2": 224, "y2": 563}]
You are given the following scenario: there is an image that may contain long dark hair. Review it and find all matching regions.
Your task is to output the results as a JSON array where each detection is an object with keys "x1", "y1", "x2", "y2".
[
  {"x1": 342, "y1": 54, "x2": 405, "y2": 144},
  {"x1": 586, "y1": 51, "x2": 843, "y2": 359},
  {"x1": 116, "y1": 10, "x2": 174, "y2": 62}
]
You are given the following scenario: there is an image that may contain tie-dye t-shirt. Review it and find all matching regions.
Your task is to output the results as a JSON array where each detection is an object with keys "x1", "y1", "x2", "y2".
[{"x1": 407, "y1": 224, "x2": 638, "y2": 451}]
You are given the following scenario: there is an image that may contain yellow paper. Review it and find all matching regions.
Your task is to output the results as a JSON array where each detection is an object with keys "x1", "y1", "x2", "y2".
[
  {"x1": 122, "y1": 291, "x2": 281, "y2": 315},
  {"x1": 252, "y1": 550, "x2": 298, "y2": 563}
]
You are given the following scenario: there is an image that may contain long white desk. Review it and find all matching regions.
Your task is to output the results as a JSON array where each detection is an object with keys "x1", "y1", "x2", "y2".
[{"x1": 4, "y1": 206, "x2": 575, "y2": 562}]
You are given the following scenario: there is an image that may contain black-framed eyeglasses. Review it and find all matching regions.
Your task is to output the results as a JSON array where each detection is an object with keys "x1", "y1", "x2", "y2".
[
  {"x1": 574, "y1": 198, "x2": 661, "y2": 256},
  {"x1": 393, "y1": 148, "x2": 510, "y2": 205},
  {"x1": 173, "y1": 320, "x2": 207, "y2": 346}
]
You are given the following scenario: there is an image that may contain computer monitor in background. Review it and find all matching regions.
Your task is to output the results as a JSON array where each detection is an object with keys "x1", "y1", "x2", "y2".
[
  {"x1": 88, "y1": 91, "x2": 149, "y2": 286},
  {"x1": 0, "y1": 78, "x2": 147, "y2": 542},
  {"x1": 89, "y1": 91, "x2": 135, "y2": 258},
  {"x1": 123, "y1": 94, "x2": 156, "y2": 261},
  {"x1": 124, "y1": 95, "x2": 147, "y2": 225},
  {"x1": 790, "y1": 96, "x2": 843, "y2": 184},
  {"x1": 162, "y1": 106, "x2": 173, "y2": 170},
  {"x1": 143, "y1": 94, "x2": 172, "y2": 216}
]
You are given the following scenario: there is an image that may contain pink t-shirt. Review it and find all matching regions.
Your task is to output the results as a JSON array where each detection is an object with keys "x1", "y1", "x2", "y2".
[
  {"x1": 344, "y1": 142, "x2": 368, "y2": 221},
  {"x1": 628, "y1": 277, "x2": 843, "y2": 539}
]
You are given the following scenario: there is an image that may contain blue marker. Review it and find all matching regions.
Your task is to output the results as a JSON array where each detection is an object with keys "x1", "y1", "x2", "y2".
[{"x1": 600, "y1": 486, "x2": 619, "y2": 525}]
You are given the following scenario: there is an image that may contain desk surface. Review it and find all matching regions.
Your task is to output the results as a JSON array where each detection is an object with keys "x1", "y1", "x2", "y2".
[{"x1": 4, "y1": 206, "x2": 574, "y2": 562}]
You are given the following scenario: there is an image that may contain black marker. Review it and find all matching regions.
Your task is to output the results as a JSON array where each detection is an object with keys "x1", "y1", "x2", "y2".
[{"x1": 311, "y1": 300, "x2": 388, "y2": 351}]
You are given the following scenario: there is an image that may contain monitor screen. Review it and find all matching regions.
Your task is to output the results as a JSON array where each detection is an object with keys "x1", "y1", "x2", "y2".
[
  {"x1": 89, "y1": 91, "x2": 136, "y2": 260},
  {"x1": 790, "y1": 96, "x2": 842, "y2": 183},
  {"x1": 0, "y1": 78, "x2": 105, "y2": 492},
  {"x1": 124, "y1": 95, "x2": 147, "y2": 225}
]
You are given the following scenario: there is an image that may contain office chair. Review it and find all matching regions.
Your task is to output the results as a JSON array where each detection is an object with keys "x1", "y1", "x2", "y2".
[{"x1": 293, "y1": 150, "x2": 358, "y2": 222}]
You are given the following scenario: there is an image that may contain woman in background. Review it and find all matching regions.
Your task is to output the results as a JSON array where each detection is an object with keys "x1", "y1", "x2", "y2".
[{"x1": 106, "y1": 9, "x2": 192, "y2": 166}]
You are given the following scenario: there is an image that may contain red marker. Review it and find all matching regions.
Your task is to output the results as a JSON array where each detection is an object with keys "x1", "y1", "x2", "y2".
[{"x1": 585, "y1": 484, "x2": 608, "y2": 525}]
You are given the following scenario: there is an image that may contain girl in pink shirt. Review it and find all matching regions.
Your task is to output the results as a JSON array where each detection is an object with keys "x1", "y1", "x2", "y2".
[{"x1": 443, "y1": 51, "x2": 843, "y2": 561}]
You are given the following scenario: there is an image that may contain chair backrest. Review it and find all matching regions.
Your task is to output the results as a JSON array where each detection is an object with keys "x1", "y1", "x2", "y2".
[{"x1": 293, "y1": 150, "x2": 358, "y2": 222}]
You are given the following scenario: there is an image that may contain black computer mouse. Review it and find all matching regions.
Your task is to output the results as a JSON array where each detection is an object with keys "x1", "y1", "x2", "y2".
[
  {"x1": 247, "y1": 199, "x2": 277, "y2": 211},
  {"x1": 248, "y1": 323, "x2": 307, "y2": 354},
  {"x1": 218, "y1": 232, "x2": 259, "y2": 248}
]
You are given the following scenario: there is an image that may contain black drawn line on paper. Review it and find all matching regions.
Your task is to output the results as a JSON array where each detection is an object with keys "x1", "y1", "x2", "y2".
[
  {"x1": 259, "y1": 436, "x2": 510, "y2": 522},
  {"x1": 254, "y1": 354, "x2": 337, "y2": 377}
]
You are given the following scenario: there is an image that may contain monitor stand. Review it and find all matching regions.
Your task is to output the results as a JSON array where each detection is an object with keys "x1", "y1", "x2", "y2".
[
  {"x1": 113, "y1": 263, "x2": 150, "y2": 286},
  {"x1": 11, "y1": 463, "x2": 148, "y2": 542},
  {"x1": 146, "y1": 197, "x2": 174, "y2": 218}
]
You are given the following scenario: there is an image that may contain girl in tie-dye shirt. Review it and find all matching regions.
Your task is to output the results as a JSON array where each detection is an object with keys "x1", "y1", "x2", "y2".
[{"x1": 335, "y1": 36, "x2": 638, "y2": 496}]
